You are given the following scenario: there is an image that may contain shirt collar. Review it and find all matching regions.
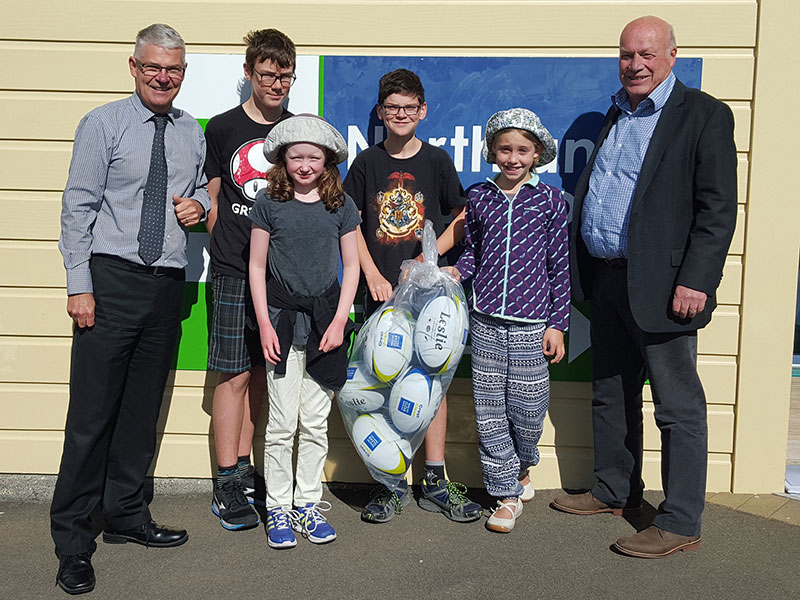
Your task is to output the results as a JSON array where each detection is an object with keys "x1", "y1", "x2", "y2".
[
  {"x1": 612, "y1": 70, "x2": 676, "y2": 115},
  {"x1": 486, "y1": 171, "x2": 539, "y2": 192},
  {"x1": 130, "y1": 92, "x2": 181, "y2": 124}
]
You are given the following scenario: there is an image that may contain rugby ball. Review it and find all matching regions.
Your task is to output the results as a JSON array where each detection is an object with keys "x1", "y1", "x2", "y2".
[
  {"x1": 337, "y1": 363, "x2": 389, "y2": 412},
  {"x1": 364, "y1": 307, "x2": 414, "y2": 382},
  {"x1": 388, "y1": 367, "x2": 443, "y2": 434},
  {"x1": 414, "y1": 294, "x2": 468, "y2": 374},
  {"x1": 451, "y1": 299, "x2": 470, "y2": 366},
  {"x1": 351, "y1": 413, "x2": 413, "y2": 475}
]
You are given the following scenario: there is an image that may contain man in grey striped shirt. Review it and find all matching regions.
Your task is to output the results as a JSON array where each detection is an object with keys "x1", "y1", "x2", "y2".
[{"x1": 51, "y1": 23, "x2": 209, "y2": 595}]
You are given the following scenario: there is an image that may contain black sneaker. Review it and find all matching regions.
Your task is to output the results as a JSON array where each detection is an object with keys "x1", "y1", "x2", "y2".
[
  {"x1": 361, "y1": 484, "x2": 411, "y2": 523},
  {"x1": 212, "y1": 477, "x2": 259, "y2": 531},
  {"x1": 418, "y1": 475, "x2": 483, "y2": 522},
  {"x1": 238, "y1": 464, "x2": 265, "y2": 506}
]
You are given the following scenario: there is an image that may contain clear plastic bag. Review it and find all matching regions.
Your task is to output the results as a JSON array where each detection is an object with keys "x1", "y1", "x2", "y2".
[{"x1": 337, "y1": 220, "x2": 469, "y2": 490}]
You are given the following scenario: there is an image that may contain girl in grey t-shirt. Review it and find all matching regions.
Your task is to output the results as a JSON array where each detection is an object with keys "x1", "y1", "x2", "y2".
[{"x1": 248, "y1": 115, "x2": 360, "y2": 549}]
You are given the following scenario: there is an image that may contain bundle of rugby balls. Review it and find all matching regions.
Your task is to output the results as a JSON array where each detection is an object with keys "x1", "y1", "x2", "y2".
[{"x1": 338, "y1": 283, "x2": 469, "y2": 488}]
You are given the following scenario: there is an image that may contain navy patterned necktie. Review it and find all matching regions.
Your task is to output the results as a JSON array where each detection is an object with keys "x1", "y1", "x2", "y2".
[{"x1": 138, "y1": 114, "x2": 168, "y2": 265}]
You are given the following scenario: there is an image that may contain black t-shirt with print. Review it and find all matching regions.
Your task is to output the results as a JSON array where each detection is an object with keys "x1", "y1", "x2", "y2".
[
  {"x1": 343, "y1": 141, "x2": 466, "y2": 286},
  {"x1": 204, "y1": 105, "x2": 291, "y2": 278}
]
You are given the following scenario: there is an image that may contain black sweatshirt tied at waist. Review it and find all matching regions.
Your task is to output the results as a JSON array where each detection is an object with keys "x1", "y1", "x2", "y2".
[{"x1": 266, "y1": 277, "x2": 354, "y2": 391}]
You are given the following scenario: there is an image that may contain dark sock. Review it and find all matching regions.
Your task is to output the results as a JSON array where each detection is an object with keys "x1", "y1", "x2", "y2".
[
  {"x1": 217, "y1": 465, "x2": 237, "y2": 479},
  {"x1": 425, "y1": 461, "x2": 446, "y2": 483},
  {"x1": 237, "y1": 456, "x2": 252, "y2": 472}
]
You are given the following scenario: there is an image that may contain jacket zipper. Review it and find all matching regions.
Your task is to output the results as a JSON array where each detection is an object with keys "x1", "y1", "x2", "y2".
[{"x1": 502, "y1": 192, "x2": 515, "y2": 316}]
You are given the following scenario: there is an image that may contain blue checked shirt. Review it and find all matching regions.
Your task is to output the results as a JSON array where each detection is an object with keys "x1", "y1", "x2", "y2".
[
  {"x1": 59, "y1": 93, "x2": 210, "y2": 294},
  {"x1": 581, "y1": 71, "x2": 676, "y2": 258}
]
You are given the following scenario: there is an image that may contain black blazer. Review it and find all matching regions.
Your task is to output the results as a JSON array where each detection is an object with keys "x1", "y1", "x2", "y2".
[{"x1": 569, "y1": 79, "x2": 738, "y2": 333}]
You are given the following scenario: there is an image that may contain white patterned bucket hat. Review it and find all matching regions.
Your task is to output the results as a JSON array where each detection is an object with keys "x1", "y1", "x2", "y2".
[
  {"x1": 482, "y1": 108, "x2": 556, "y2": 168},
  {"x1": 263, "y1": 114, "x2": 348, "y2": 164}
]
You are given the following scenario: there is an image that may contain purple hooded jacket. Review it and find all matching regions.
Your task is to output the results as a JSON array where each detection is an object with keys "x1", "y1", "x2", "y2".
[{"x1": 454, "y1": 176, "x2": 570, "y2": 331}]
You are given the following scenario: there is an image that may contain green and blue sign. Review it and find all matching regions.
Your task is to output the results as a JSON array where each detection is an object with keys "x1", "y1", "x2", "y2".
[{"x1": 175, "y1": 54, "x2": 702, "y2": 381}]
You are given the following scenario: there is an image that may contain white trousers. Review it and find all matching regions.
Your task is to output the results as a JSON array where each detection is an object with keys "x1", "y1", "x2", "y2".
[{"x1": 265, "y1": 345, "x2": 333, "y2": 509}]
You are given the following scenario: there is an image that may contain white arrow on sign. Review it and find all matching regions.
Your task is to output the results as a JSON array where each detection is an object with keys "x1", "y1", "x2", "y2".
[
  {"x1": 186, "y1": 232, "x2": 210, "y2": 284},
  {"x1": 568, "y1": 304, "x2": 591, "y2": 363}
]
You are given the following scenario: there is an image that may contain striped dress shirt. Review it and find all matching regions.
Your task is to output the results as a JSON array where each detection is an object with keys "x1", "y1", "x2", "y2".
[
  {"x1": 581, "y1": 71, "x2": 676, "y2": 259},
  {"x1": 59, "y1": 93, "x2": 210, "y2": 295}
]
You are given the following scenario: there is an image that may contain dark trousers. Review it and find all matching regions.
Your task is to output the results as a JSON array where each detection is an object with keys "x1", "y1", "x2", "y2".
[
  {"x1": 50, "y1": 255, "x2": 185, "y2": 556},
  {"x1": 589, "y1": 262, "x2": 707, "y2": 537},
  {"x1": 363, "y1": 292, "x2": 382, "y2": 320}
]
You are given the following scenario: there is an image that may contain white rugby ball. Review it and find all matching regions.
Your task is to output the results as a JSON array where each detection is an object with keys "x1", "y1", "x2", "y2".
[
  {"x1": 451, "y1": 298, "x2": 470, "y2": 366},
  {"x1": 388, "y1": 367, "x2": 443, "y2": 434},
  {"x1": 351, "y1": 413, "x2": 413, "y2": 475},
  {"x1": 413, "y1": 294, "x2": 468, "y2": 374},
  {"x1": 364, "y1": 307, "x2": 414, "y2": 382},
  {"x1": 337, "y1": 363, "x2": 389, "y2": 412}
]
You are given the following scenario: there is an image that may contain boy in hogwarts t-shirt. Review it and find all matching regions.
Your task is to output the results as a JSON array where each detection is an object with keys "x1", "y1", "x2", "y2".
[{"x1": 343, "y1": 68, "x2": 481, "y2": 525}]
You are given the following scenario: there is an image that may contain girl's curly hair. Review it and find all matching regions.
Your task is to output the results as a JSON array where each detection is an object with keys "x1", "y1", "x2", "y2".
[{"x1": 266, "y1": 146, "x2": 345, "y2": 212}]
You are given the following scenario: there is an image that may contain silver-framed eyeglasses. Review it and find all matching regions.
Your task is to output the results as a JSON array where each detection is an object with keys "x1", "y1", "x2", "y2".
[
  {"x1": 135, "y1": 59, "x2": 185, "y2": 80},
  {"x1": 253, "y1": 69, "x2": 297, "y2": 87},
  {"x1": 381, "y1": 104, "x2": 421, "y2": 116}
]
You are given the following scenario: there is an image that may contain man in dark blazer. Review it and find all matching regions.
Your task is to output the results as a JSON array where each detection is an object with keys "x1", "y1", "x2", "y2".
[{"x1": 550, "y1": 16, "x2": 737, "y2": 558}]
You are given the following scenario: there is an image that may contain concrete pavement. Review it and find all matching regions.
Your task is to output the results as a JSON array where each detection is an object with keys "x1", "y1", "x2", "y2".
[{"x1": 2, "y1": 478, "x2": 799, "y2": 600}]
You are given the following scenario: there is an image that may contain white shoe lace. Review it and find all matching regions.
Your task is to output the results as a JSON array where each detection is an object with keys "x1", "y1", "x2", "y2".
[
  {"x1": 270, "y1": 508, "x2": 298, "y2": 531},
  {"x1": 299, "y1": 501, "x2": 332, "y2": 534}
]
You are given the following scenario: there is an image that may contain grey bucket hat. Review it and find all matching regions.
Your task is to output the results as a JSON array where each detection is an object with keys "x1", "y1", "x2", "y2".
[
  {"x1": 482, "y1": 108, "x2": 557, "y2": 168},
  {"x1": 263, "y1": 114, "x2": 348, "y2": 164}
]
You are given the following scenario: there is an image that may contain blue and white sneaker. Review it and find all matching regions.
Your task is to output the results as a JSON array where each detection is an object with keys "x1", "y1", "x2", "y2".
[
  {"x1": 293, "y1": 501, "x2": 337, "y2": 544},
  {"x1": 266, "y1": 508, "x2": 297, "y2": 549}
]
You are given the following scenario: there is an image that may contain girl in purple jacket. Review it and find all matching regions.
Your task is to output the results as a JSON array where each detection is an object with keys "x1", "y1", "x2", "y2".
[{"x1": 444, "y1": 108, "x2": 570, "y2": 533}]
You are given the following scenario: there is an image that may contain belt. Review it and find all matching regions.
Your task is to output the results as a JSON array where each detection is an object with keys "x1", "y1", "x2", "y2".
[
  {"x1": 599, "y1": 257, "x2": 628, "y2": 270},
  {"x1": 92, "y1": 254, "x2": 184, "y2": 276}
]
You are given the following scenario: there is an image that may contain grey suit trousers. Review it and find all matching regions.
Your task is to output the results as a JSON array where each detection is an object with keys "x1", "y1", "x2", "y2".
[{"x1": 589, "y1": 261, "x2": 707, "y2": 537}]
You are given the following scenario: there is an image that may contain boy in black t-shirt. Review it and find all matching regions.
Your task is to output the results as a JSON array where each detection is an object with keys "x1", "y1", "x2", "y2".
[
  {"x1": 343, "y1": 68, "x2": 481, "y2": 524},
  {"x1": 204, "y1": 29, "x2": 295, "y2": 531}
]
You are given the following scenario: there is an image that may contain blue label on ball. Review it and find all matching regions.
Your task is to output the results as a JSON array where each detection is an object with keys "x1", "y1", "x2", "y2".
[
  {"x1": 364, "y1": 432, "x2": 382, "y2": 451},
  {"x1": 346, "y1": 366, "x2": 357, "y2": 380},
  {"x1": 398, "y1": 397, "x2": 415, "y2": 416},
  {"x1": 387, "y1": 333, "x2": 404, "y2": 349},
  {"x1": 462, "y1": 329, "x2": 468, "y2": 344}
]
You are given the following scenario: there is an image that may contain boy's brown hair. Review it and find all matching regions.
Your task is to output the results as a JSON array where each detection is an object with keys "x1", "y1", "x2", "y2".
[
  {"x1": 243, "y1": 29, "x2": 296, "y2": 71},
  {"x1": 378, "y1": 68, "x2": 425, "y2": 105},
  {"x1": 267, "y1": 148, "x2": 345, "y2": 213}
]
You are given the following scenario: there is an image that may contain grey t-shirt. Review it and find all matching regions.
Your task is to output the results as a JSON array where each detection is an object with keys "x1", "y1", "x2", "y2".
[{"x1": 249, "y1": 190, "x2": 361, "y2": 343}]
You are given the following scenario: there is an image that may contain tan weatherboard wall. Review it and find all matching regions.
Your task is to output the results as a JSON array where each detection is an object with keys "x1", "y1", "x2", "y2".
[{"x1": 1, "y1": 1, "x2": 796, "y2": 493}]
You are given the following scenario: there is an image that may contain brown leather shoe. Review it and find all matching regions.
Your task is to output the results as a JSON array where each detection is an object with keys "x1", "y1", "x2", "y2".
[
  {"x1": 550, "y1": 492, "x2": 642, "y2": 516},
  {"x1": 614, "y1": 525, "x2": 701, "y2": 558}
]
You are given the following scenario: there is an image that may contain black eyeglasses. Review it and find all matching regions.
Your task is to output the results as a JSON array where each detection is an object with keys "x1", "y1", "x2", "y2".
[
  {"x1": 252, "y1": 69, "x2": 297, "y2": 87},
  {"x1": 136, "y1": 59, "x2": 185, "y2": 80},
  {"x1": 381, "y1": 104, "x2": 422, "y2": 116}
]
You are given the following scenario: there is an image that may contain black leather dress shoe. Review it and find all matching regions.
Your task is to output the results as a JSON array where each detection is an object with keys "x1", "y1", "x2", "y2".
[
  {"x1": 103, "y1": 520, "x2": 188, "y2": 548},
  {"x1": 56, "y1": 553, "x2": 95, "y2": 595}
]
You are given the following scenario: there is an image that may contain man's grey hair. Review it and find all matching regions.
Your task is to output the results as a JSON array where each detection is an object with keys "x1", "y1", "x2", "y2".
[
  {"x1": 134, "y1": 23, "x2": 186, "y2": 62},
  {"x1": 666, "y1": 22, "x2": 677, "y2": 51}
]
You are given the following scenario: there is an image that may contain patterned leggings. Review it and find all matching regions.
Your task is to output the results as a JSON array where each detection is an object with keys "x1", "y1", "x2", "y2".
[{"x1": 470, "y1": 312, "x2": 549, "y2": 498}]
